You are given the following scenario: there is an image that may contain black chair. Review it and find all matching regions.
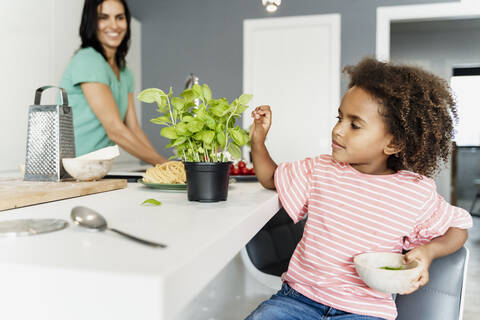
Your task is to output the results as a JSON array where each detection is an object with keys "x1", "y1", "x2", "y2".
[
  {"x1": 241, "y1": 208, "x2": 305, "y2": 290},
  {"x1": 242, "y1": 209, "x2": 469, "y2": 319}
]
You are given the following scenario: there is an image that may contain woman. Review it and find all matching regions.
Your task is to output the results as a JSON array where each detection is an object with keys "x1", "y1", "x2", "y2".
[{"x1": 60, "y1": 0, "x2": 167, "y2": 165}]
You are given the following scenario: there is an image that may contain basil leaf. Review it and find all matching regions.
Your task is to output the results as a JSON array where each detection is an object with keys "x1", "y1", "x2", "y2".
[
  {"x1": 187, "y1": 120, "x2": 204, "y2": 133},
  {"x1": 379, "y1": 266, "x2": 404, "y2": 270},
  {"x1": 203, "y1": 84, "x2": 212, "y2": 102},
  {"x1": 172, "y1": 136, "x2": 187, "y2": 147},
  {"x1": 205, "y1": 115, "x2": 216, "y2": 129},
  {"x1": 193, "y1": 84, "x2": 204, "y2": 100},
  {"x1": 175, "y1": 122, "x2": 190, "y2": 136},
  {"x1": 229, "y1": 128, "x2": 246, "y2": 146},
  {"x1": 171, "y1": 97, "x2": 185, "y2": 111},
  {"x1": 182, "y1": 115, "x2": 195, "y2": 123},
  {"x1": 241, "y1": 129, "x2": 250, "y2": 145},
  {"x1": 137, "y1": 88, "x2": 166, "y2": 103},
  {"x1": 238, "y1": 93, "x2": 253, "y2": 105},
  {"x1": 150, "y1": 115, "x2": 171, "y2": 125},
  {"x1": 157, "y1": 96, "x2": 168, "y2": 112},
  {"x1": 141, "y1": 198, "x2": 162, "y2": 206},
  {"x1": 161, "y1": 126, "x2": 178, "y2": 139},
  {"x1": 228, "y1": 143, "x2": 242, "y2": 159},
  {"x1": 181, "y1": 88, "x2": 195, "y2": 102},
  {"x1": 202, "y1": 130, "x2": 215, "y2": 144},
  {"x1": 211, "y1": 104, "x2": 227, "y2": 117},
  {"x1": 216, "y1": 131, "x2": 226, "y2": 147},
  {"x1": 235, "y1": 104, "x2": 249, "y2": 115}
]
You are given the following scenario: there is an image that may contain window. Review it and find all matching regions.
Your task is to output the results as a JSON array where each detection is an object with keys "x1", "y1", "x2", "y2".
[{"x1": 451, "y1": 67, "x2": 480, "y2": 146}]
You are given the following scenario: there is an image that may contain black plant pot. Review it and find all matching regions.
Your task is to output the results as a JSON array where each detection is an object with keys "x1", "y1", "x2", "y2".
[{"x1": 184, "y1": 161, "x2": 232, "y2": 202}]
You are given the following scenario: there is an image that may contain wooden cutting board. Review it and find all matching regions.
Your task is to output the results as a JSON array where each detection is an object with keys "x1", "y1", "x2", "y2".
[{"x1": 0, "y1": 178, "x2": 127, "y2": 211}]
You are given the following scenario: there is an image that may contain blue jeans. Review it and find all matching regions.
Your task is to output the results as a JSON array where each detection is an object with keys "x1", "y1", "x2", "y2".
[{"x1": 245, "y1": 283, "x2": 386, "y2": 320}]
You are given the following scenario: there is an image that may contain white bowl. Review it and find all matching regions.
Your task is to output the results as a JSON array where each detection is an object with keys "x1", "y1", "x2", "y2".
[
  {"x1": 353, "y1": 252, "x2": 422, "y2": 294},
  {"x1": 62, "y1": 158, "x2": 113, "y2": 181}
]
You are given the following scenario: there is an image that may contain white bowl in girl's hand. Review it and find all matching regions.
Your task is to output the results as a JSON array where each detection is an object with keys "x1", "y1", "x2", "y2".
[{"x1": 353, "y1": 252, "x2": 422, "y2": 294}]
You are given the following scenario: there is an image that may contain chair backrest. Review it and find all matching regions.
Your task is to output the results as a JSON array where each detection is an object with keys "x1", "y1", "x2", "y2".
[
  {"x1": 245, "y1": 208, "x2": 305, "y2": 276},
  {"x1": 243, "y1": 209, "x2": 469, "y2": 320},
  {"x1": 242, "y1": 208, "x2": 305, "y2": 290},
  {"x1": 395, "y1": 246, "x2": 469, "y2": 320}
]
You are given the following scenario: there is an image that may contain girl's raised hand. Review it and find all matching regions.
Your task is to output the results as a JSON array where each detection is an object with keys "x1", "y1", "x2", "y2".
[
  {"x1": 250, "y1": 105, "x2": 272, "y2": 145},
  {"x1": 399, "y1": 246, "x2": 433, "y2": 295}
]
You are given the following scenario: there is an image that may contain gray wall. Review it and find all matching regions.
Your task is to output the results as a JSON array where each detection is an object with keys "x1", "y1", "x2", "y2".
[
  {"x1": 391, "y1": 19, "x2": 480, "y2": 205},
  {"x1": 128, "y1": 0, "x2": 458, "y2": 158}
]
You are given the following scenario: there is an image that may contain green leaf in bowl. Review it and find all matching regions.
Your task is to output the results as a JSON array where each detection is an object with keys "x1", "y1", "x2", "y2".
[{"x1": 379, "y1": 266, "x2": 404, "y2": 270}]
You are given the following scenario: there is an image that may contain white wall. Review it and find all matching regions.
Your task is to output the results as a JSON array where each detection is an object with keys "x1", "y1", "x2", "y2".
[
  {"x1": 122, "y1": 18, "x2": 142, "y2": 166},
  {"x1": 243, "y1": 15, "x2": 341, "y2": 163},
  {"x1": 0, "y1": 0, "x2": 141, "y2": 173}
]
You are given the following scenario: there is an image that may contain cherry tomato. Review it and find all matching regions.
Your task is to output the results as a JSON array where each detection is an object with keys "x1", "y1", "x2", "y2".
[
  {"x1": 229, "y1": 163, "x2": 235, "y2": 171},
  {"x1": 249, "y1": 168, "x2": 255, "y2": 175},
  {"x1": 237, "y1": 160, "x2": 246, "y2": 169},
  {"x1": 232, "y1": 167, "x2": 240, "y2": 175},
  {"x1": 240, "y1": 167, "x2": 249, "y2": 175}
]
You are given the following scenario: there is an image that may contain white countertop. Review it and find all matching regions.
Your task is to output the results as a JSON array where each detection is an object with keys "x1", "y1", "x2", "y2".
[{"x1": 0, "y1": 181, "x2": 280, "y2": 320}]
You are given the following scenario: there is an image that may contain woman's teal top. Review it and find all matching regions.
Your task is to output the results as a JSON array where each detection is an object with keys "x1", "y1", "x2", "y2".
[{"x1": 60, "y1": 47, "x2": 134, "y2": 156}]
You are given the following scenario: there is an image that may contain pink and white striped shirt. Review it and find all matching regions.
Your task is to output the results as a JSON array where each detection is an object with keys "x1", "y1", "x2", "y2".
[{"x1": 274, "y1": 154, "x2": 472, "y2": 320}]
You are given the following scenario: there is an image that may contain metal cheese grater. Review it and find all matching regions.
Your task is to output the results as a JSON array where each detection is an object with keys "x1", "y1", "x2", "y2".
[{"x1": 24, "y1": 86, "x2": 76, "y2": 181}]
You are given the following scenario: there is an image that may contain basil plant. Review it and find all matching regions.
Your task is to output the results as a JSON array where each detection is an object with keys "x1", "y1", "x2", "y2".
[{"x1": 137, "y1": 84, "x2": 252, "y2": 162}]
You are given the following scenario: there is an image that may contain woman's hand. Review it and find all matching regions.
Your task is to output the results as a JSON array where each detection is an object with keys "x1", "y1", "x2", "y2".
[
  {"x1": 400, "y1": 246, "x2": 434, "y2": 294},
  {"x1": 250, "y1": 105, "x2": 272, "y2": 145}
]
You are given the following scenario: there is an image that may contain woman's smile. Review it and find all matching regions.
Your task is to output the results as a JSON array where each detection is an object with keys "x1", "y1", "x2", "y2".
[{"x1": 106, "y1": 31, "x2": 121, "y2": 38}]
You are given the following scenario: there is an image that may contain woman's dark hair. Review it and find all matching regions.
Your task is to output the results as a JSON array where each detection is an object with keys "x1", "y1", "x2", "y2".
[
  {"x1": 79, "y1": 0, "x2": 131, "y2": 69},
  {"x1": 343, "y1": 57, "x2": 458, "y2": 178}
]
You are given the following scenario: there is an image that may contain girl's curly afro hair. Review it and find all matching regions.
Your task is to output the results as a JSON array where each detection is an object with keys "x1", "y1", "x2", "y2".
[{"x1": 343, "y1": 57, "x2": 457, "y2": 178}]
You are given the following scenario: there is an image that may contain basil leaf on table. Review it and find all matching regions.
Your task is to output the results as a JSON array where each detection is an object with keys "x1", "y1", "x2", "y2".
[{"x1": 141, "y1": 199, "x2": 162, "y2": 206}]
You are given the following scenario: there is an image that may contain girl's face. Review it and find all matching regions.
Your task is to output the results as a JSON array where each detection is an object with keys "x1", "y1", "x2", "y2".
[
  {"x1": 96, "y1": 0, "x2": 127, "y2": 53},
  {"x1": 331, "y1": 86, "x2": 395, "y2": 175}
]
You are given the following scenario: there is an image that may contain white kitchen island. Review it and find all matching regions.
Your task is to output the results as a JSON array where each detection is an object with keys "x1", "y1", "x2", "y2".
[{"x1": 0, "y1": 181, "x2": 280, "y2": 320}]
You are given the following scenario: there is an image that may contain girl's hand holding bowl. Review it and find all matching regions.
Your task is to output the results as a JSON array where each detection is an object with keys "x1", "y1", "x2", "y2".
[
  {"x1": 354, "y1": 252, "x2": 424, "y2": 294},
  {"x1": 399, "y1": 245, "x2": 433, "y2": 294}
]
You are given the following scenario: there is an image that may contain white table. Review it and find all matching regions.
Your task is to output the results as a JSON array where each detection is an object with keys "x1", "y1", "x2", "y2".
[{"x1": 0, "y1": 182, "x2": 280, "y2": 320}]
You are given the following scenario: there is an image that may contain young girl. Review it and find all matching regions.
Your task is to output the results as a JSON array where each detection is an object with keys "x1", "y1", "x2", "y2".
[{"x1": 246, "y1": 57, "x2": 472, "y2": 320}]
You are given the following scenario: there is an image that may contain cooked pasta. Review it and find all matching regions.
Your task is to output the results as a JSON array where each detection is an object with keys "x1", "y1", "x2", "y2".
[{"x1": 143, "y1": 161, "x2": 186, "y2": 184}]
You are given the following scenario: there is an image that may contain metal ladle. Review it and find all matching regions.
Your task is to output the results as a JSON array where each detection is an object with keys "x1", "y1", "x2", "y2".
[{"x1": 71, "y1": 206, "x2": 166, "y2": 248}]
